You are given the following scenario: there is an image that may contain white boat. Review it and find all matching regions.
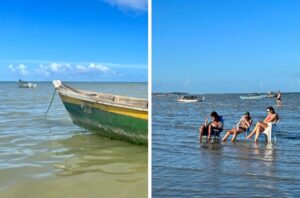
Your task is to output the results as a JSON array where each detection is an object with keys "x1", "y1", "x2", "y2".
[
  {"x1": 18, "y1": 79, "x2": 37, "y2": 88},
  {"x1": 178, "y1": 95, "x2": 204, "y2": 103},
  {"x1": 240, "y1": 94, "x2": 266, "y2": 100}
]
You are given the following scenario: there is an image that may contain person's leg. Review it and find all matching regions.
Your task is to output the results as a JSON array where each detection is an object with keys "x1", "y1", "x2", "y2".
[
  {"x1": 222, "y1": 130, "x2": 233, "y2": 142},
  {"x1": 257, "y1": 122, "x2": 268, "y2": 129},
  {"x1": 246, "y1": 123, "x2": 259, "y2": 138},
  {"x1": 231, "y1": 129, "x2": 240, "y2": 142},
  {"x1": 254, "y1": 126, "x2": 264, "y2": 142},
  {"x1": 246, "y1": 122, "x2": 267, "y2": 138},
  {"x1": 199, "y1": 125, "x2": 206, "y2": 142},
  {"x1": 253, "y1": 122, "x2": 268, "y2": 142},
  {"x1": 208, "y1": 125, "x2": 212, "y2": 141}
]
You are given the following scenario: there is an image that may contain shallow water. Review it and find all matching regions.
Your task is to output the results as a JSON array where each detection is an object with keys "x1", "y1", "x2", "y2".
[
  {"x1": 152, "y1": 93, "x2": 300, "y2": 197},
  {"x1": 0, "y1": 82, "x2": 147, "y2": 198}
]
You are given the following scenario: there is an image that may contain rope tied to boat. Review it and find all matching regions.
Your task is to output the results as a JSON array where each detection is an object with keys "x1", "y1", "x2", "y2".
[{"x1": 44, "y1": 88, "x2": 57, "y2": 118}]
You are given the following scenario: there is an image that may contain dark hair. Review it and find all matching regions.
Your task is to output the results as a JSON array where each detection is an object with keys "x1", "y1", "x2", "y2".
[
  {"x1": 267, "y1": 106, "x2": 275, "y2": 114},
  {"x1": 244, "y1": 111, "x2": 250, "y2": 116},
  {"x1": 244, "y1": 112, "x2": 251, "y2": 120},
  {"x1": 210, "y1": 111, "x2": 220, "y2": 122}
]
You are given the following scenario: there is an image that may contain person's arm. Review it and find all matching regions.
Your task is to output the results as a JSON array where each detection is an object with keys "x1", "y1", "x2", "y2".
[
  {"x1": 218, "y1": 121, "x2": 223, "y2": 130},
  {"x1": 204, "y1": 117, "x2": 209, "y2": 127},
  {"x1": 236, "y1": 117, "x2": 243, "y2": 126},
  {"x1": 263, "y1": 116, "x2": 269, "y2": 123},
  {"x1": 269, "y1": 114, "x2": 278, "y2": 123},
  {"x1": 244, "y1": 119, "x2": 251, "y2": 128}
]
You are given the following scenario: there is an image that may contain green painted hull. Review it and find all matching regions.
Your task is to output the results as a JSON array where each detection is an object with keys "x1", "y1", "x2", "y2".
[{"x1": 63, "y1": 101, "x2": 148, "y2": 145}]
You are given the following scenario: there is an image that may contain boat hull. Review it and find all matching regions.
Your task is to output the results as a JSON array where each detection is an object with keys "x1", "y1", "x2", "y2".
[
  {"x1": 178, "y1": 99, "x2": 199, "y2": 103},
  {"x1": 240, "y1": 95, "x2": 266, "y2": 100},
  {"x1": 19, "y1": 82, "x2": 37, "y2": 88},
  {"x1": 59, "y1": 94, "x2": 148, "y2": 145}
]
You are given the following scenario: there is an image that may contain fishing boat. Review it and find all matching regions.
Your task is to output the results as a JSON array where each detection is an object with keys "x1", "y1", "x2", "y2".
[
  {"x1": 240, "y1": 94, "x2": 267, "y2": 100},
  {"x1": 266, "y1": 91, "x2": 278, "y2": 98},
  {"x1": 52, "y1": 80, "x2": 148, "y2": 145},
  {"x1": 177, "y1": 95, "x2": 204, "y2": 103},
  {"x1": 18, "y1": 79, "x2": 37, "y2": 88}
]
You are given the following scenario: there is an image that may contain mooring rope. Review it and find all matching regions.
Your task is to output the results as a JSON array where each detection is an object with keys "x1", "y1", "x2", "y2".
[{"x1": 44, "y1": 89, "x2": 57, "y2": 118}]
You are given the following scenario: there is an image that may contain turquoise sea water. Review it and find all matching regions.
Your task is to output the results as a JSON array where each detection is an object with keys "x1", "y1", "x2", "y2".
[
  {"x1": 152, "y1": 93, "x2": 300, "y2": 197},
  {"x1": 0, "y1": 82, "x2": 147, "y2": 198}
]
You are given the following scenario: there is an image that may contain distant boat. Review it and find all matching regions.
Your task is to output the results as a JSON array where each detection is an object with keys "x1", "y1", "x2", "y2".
[
  {"x1": 53, "y1": 80, "x2": 148, "y2": 145},
  {"x1": 266, "y1": 91, "x2": 278, "y2": 98},
  {"x1": 152, "y1": 92, "x2": 189, "y2": 96},
  {"x1": 240, "y1": 94, "x2": 267, "y2": 100},
  {"x1": 18, "y1": 79, "x2": 37, "y2": 88},
  {"x1": 178, "y1": 95, "x2": 205, "y2": 103}
]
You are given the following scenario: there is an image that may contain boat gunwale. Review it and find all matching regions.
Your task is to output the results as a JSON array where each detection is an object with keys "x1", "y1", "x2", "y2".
[
  {"x1": 55, "y1": 82, "x2": 148, "y2": 112},
  {"x1": 240, "y1": 95, "x2": 266, "y2": 99}
]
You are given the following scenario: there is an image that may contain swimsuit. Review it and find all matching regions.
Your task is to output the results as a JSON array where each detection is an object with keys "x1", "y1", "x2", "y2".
[
  {"x1": 265, "y1": 114, "x2": 273, "y2": 123},
  {"x1": 238, "y1": 126, "x2": 247, "y2": 132},
  {"x1": 202, "y1": 123, "x2": 222, "y2": 136}
]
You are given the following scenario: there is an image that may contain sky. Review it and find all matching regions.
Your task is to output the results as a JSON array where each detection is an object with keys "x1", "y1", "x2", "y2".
[
  {"x1": 0, "y1": 0, "x2": 148, "y2": 82},
  {"x1": 153, "y1": 0, "x2": 300, "y2": 93}
]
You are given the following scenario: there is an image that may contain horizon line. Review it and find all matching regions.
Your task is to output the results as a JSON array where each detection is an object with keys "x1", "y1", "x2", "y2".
[
  {"x1": 152, "y1": 91, "x2": 300, "y2": 95},
  {"x1": 0, "y1": 80, "x2": 148, "y2": 83}
]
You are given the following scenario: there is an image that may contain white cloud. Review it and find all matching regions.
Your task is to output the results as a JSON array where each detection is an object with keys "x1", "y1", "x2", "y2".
[
  {"x1": 88, "y1": 63, "x2": 112, "y2": 73},
  {"x1": 104, "y1": 0, "x2": 147, "y2": 12},
  {"x1": 41, "y1": 63, "x2": 71, "y2": 73},
  {"x1": 4, "y1": 60, "x2": 146, "y2": 81},
  {"x1": 2, "y1": 59, "x2": 147, "y2": 69},
  {"x1": 36, "y1": 62, "x2": 116, "y2": 76},
  {"x1": 8, "y1": 64, "x2": 29, "y2": 76},
  {"x1": 76, "y1": 65, "x2": 87, "y2": 72}
]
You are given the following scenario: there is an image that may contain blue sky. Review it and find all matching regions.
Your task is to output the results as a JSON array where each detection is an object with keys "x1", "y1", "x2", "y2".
[
  {"x1": 0, "y1": 0, "x2": 147, "y2": 82},
  {"x1": 153, "y1": 0, "x2": 300, "y2": 93}
]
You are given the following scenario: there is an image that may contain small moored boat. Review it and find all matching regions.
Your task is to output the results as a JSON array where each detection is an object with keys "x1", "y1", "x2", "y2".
[
  {"x1": 178, "y1": 95, "x2": 204, "y2": 103},
  {"x1": 240, "y1": 94, "x2": 266, "y2": 100},
  {"x1": 53, "y1": 80, "x2": 148, "y2": 145},
  {"x1": 266, "y1": 91, "x2": 278, "y2": 98},
  {"x1": 18, "y1": 79, "x2": 37, "y2": 88}
]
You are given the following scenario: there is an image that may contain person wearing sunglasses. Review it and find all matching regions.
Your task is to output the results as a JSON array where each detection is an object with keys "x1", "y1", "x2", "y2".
[{"x1": 246, "y1": 106, "x2": 278, "y2": 142}]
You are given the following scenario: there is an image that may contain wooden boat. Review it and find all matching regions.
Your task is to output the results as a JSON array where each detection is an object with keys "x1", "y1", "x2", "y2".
[
  {"x1": 18, "y1": 79, "x2": 37, "y2": 88},
  {"x1": 177, "y1": 95, "x2": 204, "y2": 103},
  {"x1": 53, "y1": 80, "x2": 148, "y2": 145},
  {"x1": 240, "y1": 94, "x2": 266, "y2": 100}
]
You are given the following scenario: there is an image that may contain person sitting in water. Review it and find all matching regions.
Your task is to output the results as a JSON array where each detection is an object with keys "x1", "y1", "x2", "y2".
[
  {"x1": 222, "y1": 112, "x2": 252, "y2": 142},
  {"x1": 199, "y1": 111, "x2": 223, "y2": 142},
  {"x1": 246, "y1": 106, "x2": 278, "y2": 142}
]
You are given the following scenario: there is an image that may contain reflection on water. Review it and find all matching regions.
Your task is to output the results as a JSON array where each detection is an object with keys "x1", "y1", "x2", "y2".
[
  {"x1": 0, "y1": 82, "x2": 147, "y2": 198},
  {"x1": 152, "y1": 93, "x2": 300, "y2": 197},
  {"x1": 53, "y1": 133, "x2": 147, "y2": 179}
]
